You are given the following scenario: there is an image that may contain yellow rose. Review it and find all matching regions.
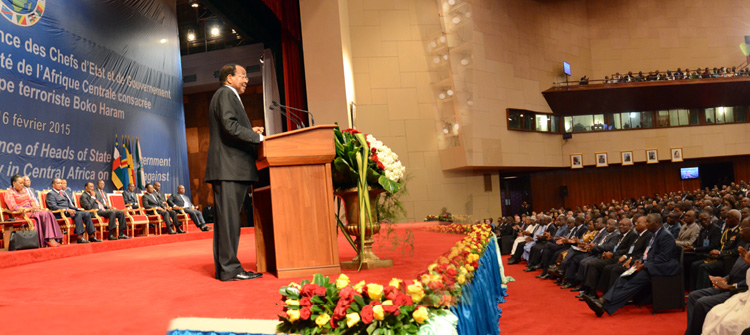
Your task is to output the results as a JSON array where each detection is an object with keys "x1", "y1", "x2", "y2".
[
  {"x1": 287, "y1": 309, "x2": 300, "y2": 322},
  {"x1": 346, "y1": 312, "x2": 360, "y2": 328},
  {"x1": 382, "y1": 300, "x2": 393, "y2": 305},
  {"x1": 315, "y1": 313, "x2": 330, "y2": 328},
  {"x1": 285, "y1": 299, "x2": 299, "y2": 306},
  {"x1": 353, "y1": 280, "x2": 366, "y2": 293},
  {"x1": 430, "y1": 274, "x2": 441, "y2": 283},
  {"x1": 427, "y1": 263, "x2": 437, "y2": 272},
  {"x1": 406, "y1": 283, "x2": 425, "y2": 303},
  {"x1": 420, "y1": 274, "x2": 431, "y2": 285},
  {"x1": 457, "y1": 274, "x2": 466, "y2": 284},
  {"x1": 288, "y1": 282, "x2": 301, "y2": 289},
  {"x1": 413, "y1": 306, "x2": 429, "y2": 324},
  {"x1": 373, "y1": 305, "x2": 385, "y2": 321},
  {"x1": 388, "y1": 278, "x2": 403, "y2": 288},
  {"x1": 367, "y1": 283, "x2": 384, "y2": 300},
  {"x1": 336, "y1": 273, "x2": 350, "y2": 289}
]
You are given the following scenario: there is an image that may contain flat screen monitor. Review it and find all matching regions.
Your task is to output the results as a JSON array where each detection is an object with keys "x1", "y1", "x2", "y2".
[
  {"x1": 680, "y1": 167, "x2": 699, "y2": 180},
  {"x1": 563, "y1": 61, "x2": 571, "y2": 76}
]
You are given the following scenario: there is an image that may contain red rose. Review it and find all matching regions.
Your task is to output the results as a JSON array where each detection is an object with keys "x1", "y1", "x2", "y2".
[
  {"x1": 300, "y1": 307, "x2": 311, "y2": 320},
  {"x1": 333, "y1": 305, "x2": 347, "y2": 320},
  {"x1": 279, "y1": 311, "x2": 289, "y2": 319},
  {"x1": 384, "y1": 286, "x2": 399, "y2": 301},
  {"x1": 315, "y1": 286, "x2": 327, "y2": 297},
  {"x1": 471, "y1": 260, "x2": 479, "y2": 268},
  {"x1": 369, "y1": 300, "x2": 382, "y2": 305},
  {"x1": 301, "y1": 284, "x2": 319, "y2": 297},
  {"x1": 360, "y1": 305, "x2": 374, "y2": 324},
  {"x1": 300, "y1": 297, "x2": 312, "y2": 307},
  {"x1": 331, "y1": 318, "x2": 339, "y2": 329},
  {"x1": 377, "y1": 162, "x2": 385, "y2": 170},
  {"x1": 393, "y1": 293, "x2": 413, "y2": 306},
  {"x1": 446, "y1": 268, "x2": 458, "y2": 277},
  {"x1": 428, "y1": 281, "x2": 444, "y2": 291},
  {"x1": 382, "y1": 304, "x2": 400, "y2": 316},
  {"x1": 339, "y1": 286, "x2": 355, "y2": 301}
]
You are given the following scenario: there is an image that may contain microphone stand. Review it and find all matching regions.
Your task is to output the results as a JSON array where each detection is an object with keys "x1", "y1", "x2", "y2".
[{"x1": 273, "y1": 101, "x2": 316, "y2": 126}]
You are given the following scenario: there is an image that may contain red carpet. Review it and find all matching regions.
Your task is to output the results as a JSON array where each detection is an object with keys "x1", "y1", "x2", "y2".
[
  {"x1": 0, "y1": 222, "x2": 463, "y2": 335},
  {"x1": 499, "y1": 255, "x2": 686, "y2": 334}
]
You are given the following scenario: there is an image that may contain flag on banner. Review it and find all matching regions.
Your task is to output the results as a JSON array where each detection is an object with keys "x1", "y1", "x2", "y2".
[
  {"x1": 120, "y1": 136, "x2": 130, "y2": 189},
  {"x1": 135, "y1": 138, "x2": 145, "y2": 189},
  {"x1": 126, "y1": 137, "x2": 136, "y2": 185},
  {"x1": 111, "y1": 137, "x2": 123, "y2": 189}
]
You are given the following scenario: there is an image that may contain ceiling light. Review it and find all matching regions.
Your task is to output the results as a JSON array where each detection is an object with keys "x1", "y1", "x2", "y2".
[
  {"x1": 210, "y1": 26, "x2": 220, "y2": 37},
  {"x1": 187, "y1": 31, "x2": 195, "y2": 41},
  {"x1": 159, "y1": 38, "x2": 167, "y2": 44},
  {"x1": 191, "y1": 1, "x2": 199, "y2": 8}
]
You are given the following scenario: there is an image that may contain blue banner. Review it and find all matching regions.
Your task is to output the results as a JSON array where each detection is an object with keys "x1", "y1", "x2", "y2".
[{"x1": 0, "y1": 0, "x2": 188, "y2": 193}]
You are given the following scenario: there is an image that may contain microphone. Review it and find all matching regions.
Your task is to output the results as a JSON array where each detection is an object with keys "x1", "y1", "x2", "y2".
[
  {"x1": 269, "y1": 105, "x2": 303, "y2": 129},
  {"x1": 273, "y1": 100, "x2": 315, "y2": 126}
]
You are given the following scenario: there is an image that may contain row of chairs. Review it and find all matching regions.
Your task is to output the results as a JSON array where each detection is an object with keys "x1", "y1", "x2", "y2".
[{"x1": 0, "y1": 189, "x2": 198, "y2": 250}]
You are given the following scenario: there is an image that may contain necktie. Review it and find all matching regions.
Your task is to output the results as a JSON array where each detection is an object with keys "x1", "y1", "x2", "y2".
[{"x1": 100, "y1": 190, "x2": 108, "y2": 206}]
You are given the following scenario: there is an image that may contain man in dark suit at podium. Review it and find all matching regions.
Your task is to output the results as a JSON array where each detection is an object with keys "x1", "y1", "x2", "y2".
[{"x1": 205, "y1": 64, "x2": 265, "y2": 281}]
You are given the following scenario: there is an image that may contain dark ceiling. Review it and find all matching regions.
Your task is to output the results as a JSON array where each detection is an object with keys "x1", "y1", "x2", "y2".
[{"x1": 176, "y1": 0, "x2": 279, "y2": 56}]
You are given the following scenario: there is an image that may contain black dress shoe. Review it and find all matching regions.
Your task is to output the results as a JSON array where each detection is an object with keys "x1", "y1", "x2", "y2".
[
  {"x1": 571, "y1": 286, "x2": 583, "y2": 292},
  {"x1": 244, "y1": 271, "x2": 263, "y2": 279},
  {"x1": 560, "y1": 283, "x2": 575, "y2": 289},
  {"x1": 176, "y1": 227, "x2": 186, "y2": 234},
  {"x1": 575, "y1": 292, "x2": 586, "y2": 298},
  {"x1": 119, "y1": 234, "x2": 132, "y2": 239},
  {"x1": 523, "y1": 267, "x2": 536, "y2": 272},
  {"x1": 89, "y1": 237, "x2": 102, "y2": 242},
  {"x1": 108, "y1": 235, "x2": 118, "y2": 241},
  {"x1": 223, "y1": 271, "x2": 262, "y2": 281},
  {"x1": 77, "y1": 238, "x2": 89, "y2": 244},
  {"x1": 200, "y1": 225, "x2": 212, "y2": 232},
  {"x1": 582, "y1": 295, "x2": 605, "y2": 317},
  {"x1": 168, "y1": 228, "x2": 176, "y2": 234},
  {"x1": 528, "y1": 265, "x2": 541, "y2": 270},
  {"x1": 537, "y1": 273, "x2": 550, "y2": 279},
  {"x1": 507, "y1": 259, "x2": 518, "y2": 265}
]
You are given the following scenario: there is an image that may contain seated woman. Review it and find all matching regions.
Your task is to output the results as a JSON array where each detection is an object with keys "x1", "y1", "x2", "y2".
[
  {"x1": 3, "y1": 174, "x2": 63, "y2": 247},
  {"x1": 702, "y1": 244, "x2": 750, "y2": 335}
]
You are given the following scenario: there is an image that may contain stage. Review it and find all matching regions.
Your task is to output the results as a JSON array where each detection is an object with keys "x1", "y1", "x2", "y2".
[{"x1": 0, "y1": 222, "x2": 465, "y2": 335}]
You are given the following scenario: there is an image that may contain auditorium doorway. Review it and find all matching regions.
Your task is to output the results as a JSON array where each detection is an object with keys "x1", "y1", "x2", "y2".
[
  {"x1": 500, "y1": 174, "x2": 531, "y2": 216},
  {"x1": 699, "y1": 162, "x2": 734, "y2": 189}
]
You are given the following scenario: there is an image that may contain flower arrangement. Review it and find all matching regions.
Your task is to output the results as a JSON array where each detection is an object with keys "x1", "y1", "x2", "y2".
[
  {"x1": 333, "y1": 126, "x2": 405, "y2": 194},
  {"x1": 277, "y1": 224, "x2": 494, "y2": 334},
  {"x1": 424, "y1": 223, "x2": 474, "y2": 235},
  {"x1": 423, "y1": 214, "x2": 453, "y2": 222}
]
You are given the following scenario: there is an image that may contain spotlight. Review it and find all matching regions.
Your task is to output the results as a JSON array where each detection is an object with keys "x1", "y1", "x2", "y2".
[
  {"x1": 187, "y1": 31, "x2": 195, "y2": 41},
  {"x1": 210, "y1": 26, "x2": 220, "y2": 37},
  {"x1": 159, "y1": 38, "x2": 167, "y2": 44},
  {"x1": 189, "y1": 0, "x2": 199, "y2": 8},
  {"x1": 452, "y1": 15, "x2": 461, "y2": 24}
]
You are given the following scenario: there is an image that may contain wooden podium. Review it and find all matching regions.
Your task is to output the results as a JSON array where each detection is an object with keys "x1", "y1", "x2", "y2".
[{"x1": 252, "y1": 125, "x2": 341, "y2": 279}]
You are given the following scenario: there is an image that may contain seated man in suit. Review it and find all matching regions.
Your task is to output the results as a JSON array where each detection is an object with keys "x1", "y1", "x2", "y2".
[
  {"x1": 676, "y1": 210, "x2": 701, "y2": 248},
  {"x1": 685, "y1": 217, "x2": 750, "y2": 335},
  {"x1": 525, "y1": 215, "x2": 569, "y2": 272},
  {"x1": 123, "y1": 183, "x2": 140, "y2": 209},
  {"x1": 691, "y1": 209, "x2": 742, "y2": 290},
  {"x1": 561, "y1": 218, "x2": 620, "y2": 289},
  {"x1": 577, "y1": 217, "x2": 637, "y2": 299},
  {"x1": 46, "y1": 178, "x2": 101, "y2": 243},
  {"x1": 683, "y1": 211, "x2": 722, "y2": 290},
  {"x1": 537, "y1": 215, "x2": 588, "y2": 279},
  {"x1": 168, "y1": 185, "x2": 212, "y2": 232},
  {"x1": 22, "y1": 176, "x2": 40, "y2": 203},
  {"x1": 143, "y1": 183, "x2": 183, "y2": 234},
  {"x1": 596, "y1": 214, "x2": 653, "y2": 295},
  {"x1": 583, "y1": 213, "x2": 680, "y2": 317},
  {"x1": 508, "y1": 215, "x2": 548, "y2": 264},
  {"x1": 80, "y1": 182, "x2": 131, "y2": 240}
]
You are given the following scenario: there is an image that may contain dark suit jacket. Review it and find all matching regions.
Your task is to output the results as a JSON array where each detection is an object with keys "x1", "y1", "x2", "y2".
[
  {"x1": 167, "y1": 194, "x2": 193, "y2": 209},
  {"x1": 612, "y1": 230, "x2": 638, "y2": 258},
  {"x1": 694, "y1": 223, "x2": 722, "y2": 254},
  {"x1": 592, "y1": 230, "x2": 622, "y2": 254},
  {"x1": 572, "y1": 224, "x2": 588, "y2": 239},
  {"x1": 123, "y1": 190, "x2": 139, "y2": 208},
  {"x1": 94, "y1": 189, "x2": 110, "y2": 208},
  {"x1": 644, "y1": 226, "x2": 681, "y2": 277},
  {"x1": 142, "y1": 193, "x2": 162, "y2": 210},
  {"x1": 79, "y1": 192, "x2": 101, "y2": 211},
  {"x1": 204, "y1": 85, "x2": 262, "y2": 183},
  {"x1": 46, "y1": 190, "x2": 77, "y2": 212},
  {"x1": 725, "y1": 241, "x2": 749, "y2": 292},
  {"x1": 629, "y1": 230, "x2": 653, "y2": 260}
]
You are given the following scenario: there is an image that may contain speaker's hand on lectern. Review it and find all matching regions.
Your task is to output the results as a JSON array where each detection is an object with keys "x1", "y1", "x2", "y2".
[{"x1": 252, "y1": 127, "x2": 264, "y2": 135}]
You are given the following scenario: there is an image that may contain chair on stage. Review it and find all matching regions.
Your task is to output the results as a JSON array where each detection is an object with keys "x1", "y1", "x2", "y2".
[
  {"x1": 73, "y1": 192, "x2": 106, "y2": 240},
  {"x1": 108, "y1": 193, "x2": 151, "y2": 237},
  {"x1": 163, "y1": 193, "x2": 191, "y2": 232},
  {"x1": 138, "y1": 194, "x2": 164, "y2": 235},
  {"x1": 0, "y1": 189, "x2": 36, "y2": 250},
  {"x1": 39, "y1": 192, "x2": 84, "y2": 245}
]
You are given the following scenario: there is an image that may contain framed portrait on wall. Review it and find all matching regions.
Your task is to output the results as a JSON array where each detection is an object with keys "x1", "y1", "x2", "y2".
[
  {"x1": 595, "y1": 152, "x2": 608, "y2": 167},
  {"x1": 621, "y1": 151, "x2": 633, "y2": 166},
  {"x1": 646, "y1": 149, "x2": 658, "y2": 164},
  {"x1": 671, "y1": 147, "x2": 683, "y2": 162},
  {"x1": 570, "y1": 153, "x2": 583, "y2": 169}
]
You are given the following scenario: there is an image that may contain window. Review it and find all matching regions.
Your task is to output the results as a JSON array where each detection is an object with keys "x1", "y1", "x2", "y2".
[
  {"x1": 550, "y1": 115, "x2": 559, "y2": 133},
  {"x1": 523, "y1": 113, "x2": 534, "y2": 131},
  {"x1": 535, "y1": 114, "x2": 550, "y2": 132},
  {"x1": 669, "y1": 109, "x2": 691, "y2": 126},
  {"x1": 563, "y1": 116, "x2": 573, "y2": 133},
  {"x1": 593, "y1": 114, "x2": 605, "y2": 131},
  {"x1": 704, "y1": 108, "x2": 715, "y2": 124},
  {"x1": 715, "y1": 107, "x2": 734, "y2": 123},
  {"x1": 642, "y1": 111, "x2": 654, "y2": 128},
  {"x1": 657, "y1": 110, "x2": 670, "y2": 127},
  {"x1": 622, "y1": 112, "x2": 641, "y2": 129},
  {"x1": 737, "y1": 107, "x2": 746, "y2": 122},
  {"x1": 572, "y1": 115, "x2": 593, "y2": 133},
  {"x1": 508, "y1": 110, "x2": 522, "y2": 129}
]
